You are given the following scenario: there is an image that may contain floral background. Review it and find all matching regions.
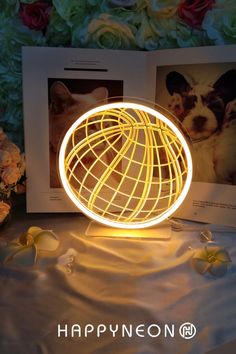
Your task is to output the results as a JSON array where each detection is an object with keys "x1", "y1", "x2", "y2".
[{"x1": 0, "y1": 0, "x2": 236, "y2": 149}]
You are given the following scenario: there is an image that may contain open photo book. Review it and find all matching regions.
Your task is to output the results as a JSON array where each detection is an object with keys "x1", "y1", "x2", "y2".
[{"x1": 22, "y1": 45, "x2": 236, "y2": 227}]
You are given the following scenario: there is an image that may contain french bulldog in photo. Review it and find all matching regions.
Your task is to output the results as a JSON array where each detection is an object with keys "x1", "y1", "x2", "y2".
[{"x1": 166, "y1": 69, "x2": 236, "y2": 184}]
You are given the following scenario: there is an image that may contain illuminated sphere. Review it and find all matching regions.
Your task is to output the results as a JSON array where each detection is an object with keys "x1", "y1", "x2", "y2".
[{"x1": 59, "y1": 102, "x2": 192, "y2": 229}]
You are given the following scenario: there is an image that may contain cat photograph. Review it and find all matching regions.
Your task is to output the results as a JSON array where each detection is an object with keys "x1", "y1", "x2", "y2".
[{"x1": 48, "y1": 78, "x2": 123, "y2": 188}]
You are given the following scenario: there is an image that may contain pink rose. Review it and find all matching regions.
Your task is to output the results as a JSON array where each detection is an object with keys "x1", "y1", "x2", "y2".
[
  {"x1": 20, "y1": 1, "x2": 51, "y2": 32},
  {"x1": 1, "y1": 165, "x2": 21, "y2": 185},
  {"x1": 178, "y1": 0, "x2": 215, "y2": 28}
]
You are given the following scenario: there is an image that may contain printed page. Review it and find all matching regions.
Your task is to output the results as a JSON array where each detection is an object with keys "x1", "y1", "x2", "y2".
[
  {"x1": 149, "y1": 45, "x2": 236, "y2": 226},
  {"x1": 22, "y1": 46, "x2": 148, "y2": 212}
]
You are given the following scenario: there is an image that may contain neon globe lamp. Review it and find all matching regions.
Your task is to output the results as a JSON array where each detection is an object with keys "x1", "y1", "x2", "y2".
[{"x1": 59, "y1": 101, "x2": 192, "y2": 237}]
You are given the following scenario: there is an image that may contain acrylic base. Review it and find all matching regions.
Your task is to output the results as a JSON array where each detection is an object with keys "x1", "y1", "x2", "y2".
[{"x1": 85, "y1": 220, "x2": 171, "y2": 240}]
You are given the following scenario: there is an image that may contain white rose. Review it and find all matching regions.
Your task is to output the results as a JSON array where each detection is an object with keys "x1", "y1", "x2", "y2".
[
  {"x1": 77, "y1": 14, "x2": 136, "y2": 49},
  {"x1": 147, "y1": 0, "x2": 178, "y2": 19}
]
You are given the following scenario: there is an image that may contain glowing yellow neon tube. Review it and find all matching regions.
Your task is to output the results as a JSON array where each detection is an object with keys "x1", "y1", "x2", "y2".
[{"x1": 59, "y1": 102, "x2": 192, "y2": 229}]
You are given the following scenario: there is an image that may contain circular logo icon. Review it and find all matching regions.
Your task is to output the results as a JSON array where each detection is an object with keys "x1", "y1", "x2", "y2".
[{"x1": 179, "y1": 323, "x2": 196, "y2": 339}]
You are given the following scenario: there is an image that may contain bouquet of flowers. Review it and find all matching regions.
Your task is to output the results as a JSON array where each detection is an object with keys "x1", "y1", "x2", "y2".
[
  {"x1": 1, "y1": 0, "x2": 236, "y2": 148},
  {"x1": 0, "y1": 128, "x2": 25, "y2": 223}
]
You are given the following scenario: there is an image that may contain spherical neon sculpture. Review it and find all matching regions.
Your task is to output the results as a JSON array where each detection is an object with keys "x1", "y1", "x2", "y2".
[{"x1": 59, "y1": 102, "x2": 192, "y2": 229}]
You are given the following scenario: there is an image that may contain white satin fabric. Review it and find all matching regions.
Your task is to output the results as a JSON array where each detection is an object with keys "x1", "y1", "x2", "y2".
[{"x1": 0, "y1": 207, "x2": 236, "y2": 354}]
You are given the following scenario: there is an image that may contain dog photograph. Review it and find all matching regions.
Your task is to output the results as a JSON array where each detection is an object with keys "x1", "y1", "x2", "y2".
[
  {"x1": 48, "y1": 78, "x2": 123, "y2": 188},
  {"x1": 155, "y1": 63, "x2": 236, "y2": 185}
]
